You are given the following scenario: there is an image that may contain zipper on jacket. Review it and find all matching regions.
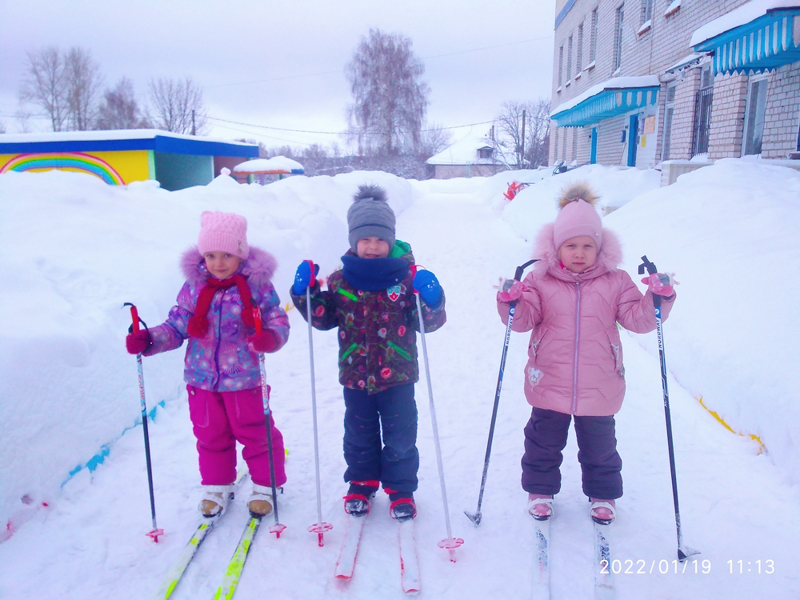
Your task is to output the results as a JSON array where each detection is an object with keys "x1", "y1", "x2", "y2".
[
  {"x1": 387, "y1": 340, "x2": 412, "y2": 361},
  {"x1": 572, "y1": 282, "x2": 581, "y2": 414}
]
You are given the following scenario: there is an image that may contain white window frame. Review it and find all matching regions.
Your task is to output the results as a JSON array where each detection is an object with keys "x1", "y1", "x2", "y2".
[
  {"x1": 614, "y1": 4, "x2": 625, "y2": 72},
  {"x1": 742, "y1": 73, "x2": 769, "y2": 156}
]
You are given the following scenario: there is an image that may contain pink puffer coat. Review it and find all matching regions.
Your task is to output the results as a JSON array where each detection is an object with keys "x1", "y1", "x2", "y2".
[{"x1": 498, "y1": 223, "x2": 674, "y2": 416}]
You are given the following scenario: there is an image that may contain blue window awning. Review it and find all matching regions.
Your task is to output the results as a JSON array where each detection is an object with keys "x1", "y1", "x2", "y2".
[
  {"x1": 550, "y1": 76, "x2": 660, "y2": 128},
  {"x1": 691, "y1": 4, "x2": 800, "y2": 75}
]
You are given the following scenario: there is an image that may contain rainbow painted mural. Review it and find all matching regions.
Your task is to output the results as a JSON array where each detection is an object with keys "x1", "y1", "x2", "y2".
[{"x1": 0, "y1": 151, "x2": 150, "y2": 185}]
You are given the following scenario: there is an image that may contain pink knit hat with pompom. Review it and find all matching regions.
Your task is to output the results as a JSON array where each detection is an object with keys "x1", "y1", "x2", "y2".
[
  {"x1": 197, "y1": 211, "x2": 249, "y2": 259},
  {"x1": 553, "y1": 182, "x2": 603, "y2": 250}
]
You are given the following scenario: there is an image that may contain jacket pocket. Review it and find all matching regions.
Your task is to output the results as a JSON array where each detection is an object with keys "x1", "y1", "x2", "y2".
[{"x1": 606, "y1": 328, "x2": 624, "y2": 377}]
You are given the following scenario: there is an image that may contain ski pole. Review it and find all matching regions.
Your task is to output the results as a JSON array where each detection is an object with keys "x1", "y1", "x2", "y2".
[
  {"x1": 637, "y1": 256, "x2": 698, "y2": 562},
  {"x1": 302, "y1": 262, "x2": 332, "y2": 546},
  {"x1": 412, "y1": 266, "x2": 463, "y2": 562},
  {"x1": 123, "y1": 302, "x2": 163, "y2": 543},
  {"x1": 465, "y1": 258, "x2": 539, "y2": 527},
  {"x1": 252, "y1": 307, "x2": 286, "y2": 538}
]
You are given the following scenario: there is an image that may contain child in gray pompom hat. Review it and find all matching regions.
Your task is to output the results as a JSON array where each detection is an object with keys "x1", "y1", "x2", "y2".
[
  {"x1": 289, "y1": 182, "x2": 448, "y2": 522},
  {"x1": 347, "y1": 184, "x2": 396, "y2": 251}
]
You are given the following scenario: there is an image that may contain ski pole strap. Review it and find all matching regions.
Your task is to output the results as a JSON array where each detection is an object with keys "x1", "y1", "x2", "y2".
[
  {"x1": 514, "y1": 258, "x2": 539, "y2": 282},
  {"x1": 253, "y1": 306, "x2": 263, "y2": 334}
]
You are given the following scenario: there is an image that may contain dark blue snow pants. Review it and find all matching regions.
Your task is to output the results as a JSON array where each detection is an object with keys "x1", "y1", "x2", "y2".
[
  {"x1": 342, "y1": 383, "x2": 419, "y2": 494},
  {"x1": 521, "y1": 406, "x2": 623, "y2": 499}
]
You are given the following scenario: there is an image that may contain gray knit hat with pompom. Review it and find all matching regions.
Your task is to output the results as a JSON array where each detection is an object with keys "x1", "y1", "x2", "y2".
[{"x1": 347, "y1": 184, "x2": 396, "y2": 251}]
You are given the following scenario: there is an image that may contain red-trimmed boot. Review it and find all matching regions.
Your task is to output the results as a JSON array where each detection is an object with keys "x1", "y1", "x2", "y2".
[
  {"x1": 387, "y1": 491, "x2": 417, "y2": 521},
  {"x1": 343, "y1": 480, "x2": 379, "y2": 517}
]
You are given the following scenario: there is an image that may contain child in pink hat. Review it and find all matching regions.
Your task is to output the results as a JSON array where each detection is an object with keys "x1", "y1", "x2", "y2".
[
  {"x1": 497, "y1": 182, "x2": 677, "y2": 524},
  {"x1": 125, "y1": 211, "x2": 290, "y2": 518}
]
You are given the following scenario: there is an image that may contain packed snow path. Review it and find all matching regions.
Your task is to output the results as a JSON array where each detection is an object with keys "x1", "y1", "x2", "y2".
[{"x1": 1, "y1": 178, "x2": 798, "y2": 599}]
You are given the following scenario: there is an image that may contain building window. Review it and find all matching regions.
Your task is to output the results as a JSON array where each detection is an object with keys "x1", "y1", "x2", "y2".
[
  {"x1": 642, "y1": 0, "x2": 654, "y2": 23},
  {"x1": 590, "y1": 9, "x2": 598, "y2": 63},
  {"x1": 577, "y1": 23, "x2": 584, "y2": 72},
  {"x1": 558, "y1": 45, "x2": 564, "y2": 86},
  {"x1": 614, "y1": 5, "x2": 625, "y2": 72},
  {"x1": 567, "y1": 35, "x2": 573, "y2": 81},
  {"x1": 478, "y1": 146, "x2": 493, "y2": 159},
  {"x1": 692, "y1": 65, "x2": 713, "y2": 156},
  {"x1": 662, "y1": 84, "x2": 676, "y2": 160},
  {"x1": 743, "y1": 75, "x2": 769, "y2": 156}
]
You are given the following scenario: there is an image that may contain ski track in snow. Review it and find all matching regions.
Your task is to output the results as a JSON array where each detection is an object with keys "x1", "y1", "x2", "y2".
[{"x1": 1, "y1": 180, "x2": 799, "y2": 599}]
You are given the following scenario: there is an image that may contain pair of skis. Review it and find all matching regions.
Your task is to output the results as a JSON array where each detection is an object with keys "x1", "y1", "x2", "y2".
[
  {"x1": 530, "y1": 515, "x2": 613, "y2": 599},
  {"x1": 334, "y1": 513, "x2": 421, "y2": 594},
  {"x1": 153, "y1": 469, "x2": 278, "y2": 600}
]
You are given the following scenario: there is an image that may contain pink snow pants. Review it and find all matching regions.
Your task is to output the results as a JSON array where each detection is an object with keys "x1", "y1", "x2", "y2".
[{"x1": 187, "y1": 385, "x2": 286, "y2": 488}]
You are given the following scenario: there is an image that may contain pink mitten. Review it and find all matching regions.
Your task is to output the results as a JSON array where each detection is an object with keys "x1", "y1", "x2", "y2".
[
  {"x1": 126, "y1": 330, "x2": 151, "y2": 354},
  {"x1": 497, "y1": 279, "x2": 523, "y2": 303},
  {"x1": 641, "y1": 273, "x2": 676, "y2": 297}
]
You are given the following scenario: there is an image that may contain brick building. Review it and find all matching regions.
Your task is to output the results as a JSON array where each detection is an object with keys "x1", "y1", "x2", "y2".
[{"x1": 549, "y1": 0, "x2": 800, "y2": 171}]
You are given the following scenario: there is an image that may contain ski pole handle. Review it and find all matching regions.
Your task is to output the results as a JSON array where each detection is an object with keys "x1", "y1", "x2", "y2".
[
  {"x1": 253, "y1": 306, "x2": 263, "y2": 334},
  {"x1": 124, "y1": 302, "x2": 141, "y2": 333},
  {"x1": 637, "y1": 256, "x2": 661, "y2": 308},
  {"x1": 638, "y1": 255, "x2": 657, "y2": 276}
]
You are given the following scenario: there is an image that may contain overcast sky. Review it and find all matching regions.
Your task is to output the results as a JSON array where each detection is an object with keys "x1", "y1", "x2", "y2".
[{"x1": 0, "y1": 0, "x2": 556, "y2": 151}]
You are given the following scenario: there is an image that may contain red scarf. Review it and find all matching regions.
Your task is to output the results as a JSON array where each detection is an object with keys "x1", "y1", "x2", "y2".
[{"x1": 187, "y1": 273, "x2": 256, "y2": 338}]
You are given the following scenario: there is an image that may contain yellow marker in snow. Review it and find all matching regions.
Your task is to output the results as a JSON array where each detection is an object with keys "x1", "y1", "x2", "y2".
[{"x1": 696, "y1": 396, "x2": 765, "y2": 454}]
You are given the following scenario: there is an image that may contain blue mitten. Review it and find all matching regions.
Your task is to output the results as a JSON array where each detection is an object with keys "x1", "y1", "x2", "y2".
[
  {"x1": 413, "y1": 270, "x2": 442, "y2": 308},
  {"x1": 292, "y1": 260, "x2": 320, "y2": 295}
]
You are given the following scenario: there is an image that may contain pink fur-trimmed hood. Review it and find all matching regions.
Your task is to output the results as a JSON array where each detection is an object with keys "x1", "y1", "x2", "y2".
[
  {"x1": 531, "y1": 221, "x2": 623, "y2": 281},
  {"x1": 180, "y1": 245, "x2": 278, "y2": 287}
]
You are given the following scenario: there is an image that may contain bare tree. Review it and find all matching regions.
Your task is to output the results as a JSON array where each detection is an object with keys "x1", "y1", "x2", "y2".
[
  {"x1": 19, "y1": 46, "x2": 69, "y2": 131},
  {"x1": 64, "y1": 47, "x2": 103, "y2": 130},
  {"x1": 95, "y1": 77, "x2": 150, "y2": 129},
  {"x1": 345, "y1": 29, "x2": 429, "y2": 156},
  {"x1": 496, "y1": 99, "x2": 551, "y2": 169},
  {"x1": 15, "y1": 108, "x2": 33, "y2": 133},
  {"x1": 148, "y1": 77, "x2": 207, "y2": 134},
  {"x1": 415, "y1": 123, "x2": 452, "y2": 159}
]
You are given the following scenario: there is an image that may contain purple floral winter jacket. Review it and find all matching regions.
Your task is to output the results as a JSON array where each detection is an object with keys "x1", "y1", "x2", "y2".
[
  {"x1": 143, "y1": 246, "x2": 289, "y2": 392},
  {"x1": 498, "y1": 224, "x2": 674, "y2": 417}
]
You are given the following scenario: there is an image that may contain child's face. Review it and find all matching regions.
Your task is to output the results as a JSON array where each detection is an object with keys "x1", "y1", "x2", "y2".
[
  {"x1": 558, "y1": 235, "x2": 598, "y2": 273},
  {"x1": 356, "y1": 236, "x2": 390, "y2": 259},
  {"x1": 203, "y1": 251, "x2": 242, "y2": 280}
]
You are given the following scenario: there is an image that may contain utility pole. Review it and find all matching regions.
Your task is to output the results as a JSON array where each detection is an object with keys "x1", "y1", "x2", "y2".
[
  {"x1": 191, "y1": 110, "x2": 196, "y2": 135},
  {"x1": 520, "y1": 109, "x2": 527, "y2": 169}
]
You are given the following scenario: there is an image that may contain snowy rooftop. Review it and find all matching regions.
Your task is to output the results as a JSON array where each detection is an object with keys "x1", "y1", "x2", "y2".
[
  {"x1": 550, "y1": 75, "x2": 661, "y2": 117},
  {"x1": 426, "y1": 129, "x2": 498, "y2": 165},
  {"x1": 690, "y1": 0, "x2": 800, "y2": 46},
  {"x1": 0, "y1": 128, "x2": 256, "y2": 147},
  {"x1": 232, "y1": 156, "x2": 305, "y2": 174}
]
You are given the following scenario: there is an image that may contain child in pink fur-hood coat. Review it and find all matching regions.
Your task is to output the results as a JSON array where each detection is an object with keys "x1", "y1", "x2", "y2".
[{"x1": 497, "y1": 182, "x2": 677, "y2": 524}]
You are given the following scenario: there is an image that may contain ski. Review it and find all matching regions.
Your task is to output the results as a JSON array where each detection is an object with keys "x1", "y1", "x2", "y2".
[
  {"x1": 398, "y1": 518, "x2": 421, "y2": 594},
  {"x1": 153, "y1": 516, "x2": 220, "y2": 599},
  {"x1": 153, "y1": 470, "x2": 249, "y2": 599},
  {"x1": 593, "y1": 521, "x2": 614, "y2": 599},
  {"x1": 530, "y1": 516, "x2": 551, "y2": 599},
  {"x1": 213, "y1": 516, "x2": 262, "y2": 600},
  {"x1": 334, "y1": 513, "x2": 367, "y2": 580}
]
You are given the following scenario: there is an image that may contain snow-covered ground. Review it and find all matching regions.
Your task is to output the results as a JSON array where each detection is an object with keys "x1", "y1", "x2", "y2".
[{"x1": 0, "y1": 160, "x2": 798, "y2": 599}]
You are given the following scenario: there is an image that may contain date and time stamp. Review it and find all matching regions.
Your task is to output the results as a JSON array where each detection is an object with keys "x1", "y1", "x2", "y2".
[{"x1": 599, "y1": 558, "x2": 776, "y2": 576}]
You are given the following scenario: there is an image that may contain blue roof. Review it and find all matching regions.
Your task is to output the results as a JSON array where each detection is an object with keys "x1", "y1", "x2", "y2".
[
  {"x1": 0, "y1": 130, "x2": 259, "y2": 157},
  {"x1": 551, "y1": 77, "x2": 660, "y2": 128},
  {"x1": 692, "y1": 7, "x2": 800, "y2": 75}
]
